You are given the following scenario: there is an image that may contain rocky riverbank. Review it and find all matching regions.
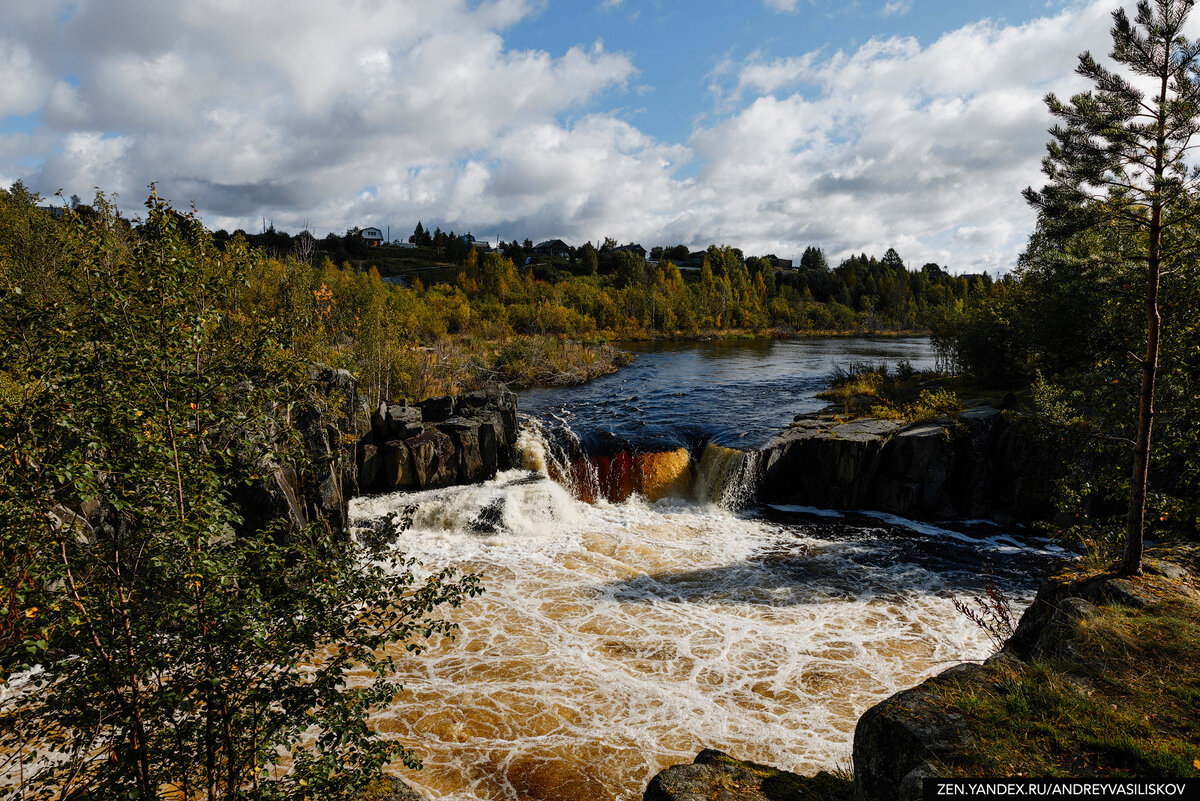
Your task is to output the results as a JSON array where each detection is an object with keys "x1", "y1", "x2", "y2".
[
  {"x1": 644, "y1": 546, "x2": 1200, "y2": 801},
  {"x1": 757, "y1": 405, "x2": 1058, "y2": 524},
  {"x1": 356, "y1": 384, "x2": 519, "y2": 494},
  {"x1": 246, "y1": 368, "x2": 521, "y2": 538}
]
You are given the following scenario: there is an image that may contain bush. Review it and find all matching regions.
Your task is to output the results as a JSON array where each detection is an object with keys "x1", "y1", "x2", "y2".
[{"x1": 0, "y1": 191, "x2": 482, "y2": 800}]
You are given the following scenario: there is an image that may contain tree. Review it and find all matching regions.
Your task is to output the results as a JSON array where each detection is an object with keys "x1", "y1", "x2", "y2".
[
  {"x1": 0, "y1": 191, "x2": 481, "y2": 799},
  {"x1": 409, "y1": 220, "x2": 426, "y2": 245},
  {"x1": 800, "y1": 246, "x2": 829, "y2": 272},
  {"x1": 881, "y1": 247, "x2": 905, "y2": 272},
  {"x1": 579, "y1": 241, "x2": 599, "y2": 275},
  {"x1": 1024, "y1": 0, "x2": 1200, "y2": 575}
]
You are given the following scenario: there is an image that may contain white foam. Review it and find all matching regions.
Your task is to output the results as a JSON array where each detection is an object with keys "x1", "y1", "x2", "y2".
[
  {"x1": 857, "y1": 510, "x2": 1067, "y2": 558},
  {"x1": 352, "y1": 485, "x2": 1025, "y2": 801},
  {"x1": 764, "y1": 503, "x2": 845, "y2": 518}
]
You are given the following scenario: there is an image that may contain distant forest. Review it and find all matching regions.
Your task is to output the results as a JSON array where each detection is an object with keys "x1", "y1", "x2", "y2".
[{"x1": 223, "y1": 218, "x2": 994, "y2": 336}]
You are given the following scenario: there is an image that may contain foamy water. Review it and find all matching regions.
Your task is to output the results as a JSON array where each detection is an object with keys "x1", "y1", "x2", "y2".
[{"x1": 349, "y1": 460, "x2": 1036, "y2": 801}]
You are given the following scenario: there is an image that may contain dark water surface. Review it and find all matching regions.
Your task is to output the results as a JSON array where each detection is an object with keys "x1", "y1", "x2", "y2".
[{"x1": 518, "y1": 336, "x2": 936, "y2": 450}]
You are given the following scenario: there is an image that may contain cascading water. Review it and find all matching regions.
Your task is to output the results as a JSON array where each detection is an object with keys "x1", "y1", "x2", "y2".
[
  {"x1": 350, "y1": 421, "x2": 1063, "y2": 801},
  {"x1": 349, "y1": 339, "x2": 1064, "y2": 801}
]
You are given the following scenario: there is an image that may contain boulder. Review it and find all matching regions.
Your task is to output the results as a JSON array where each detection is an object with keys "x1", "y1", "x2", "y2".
[
  {"x1": 853, "y1": 664, "x2": 985, "y2": 801},
  {"x1": 644, "y1": 749, "x2": 850, "y2": 801},
  {"x1": 404, "y1": 427, "x2": 457, "y2": 489},
  {"x1": 417, "y1": 394, "x2": 456, "y2": 422},
  {"x1": 385, "y1": 403, "x2": 422, "y2": 437},
  {"x1": 356, "y1": 384, "x2": 519, "y2": 494}
]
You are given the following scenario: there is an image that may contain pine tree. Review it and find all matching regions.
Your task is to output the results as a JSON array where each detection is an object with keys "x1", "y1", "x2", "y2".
[{"x1": 1025, "y1": 0, "x2": 1200, "y2": 575}]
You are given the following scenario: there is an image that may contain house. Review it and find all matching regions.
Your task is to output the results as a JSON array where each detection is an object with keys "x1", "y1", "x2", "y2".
[
  {"x1": 37, "y1": 205, "x2": 67, "y2": 220},
  {"x1": 533, "y1": 239, "x2": 570, "y2": 259},
  {"x1": 766, "y1": 255, "x2": 793, "y2": 270},
  {"x1": 461, "y1": 232, "x2": 492, "y2": 253},
  {"x1": 614, "y1": 243, "x2": 647, "y2": 261},
  {"x1": 361, "y1": 226, "x2": 384, "y2": 247}
]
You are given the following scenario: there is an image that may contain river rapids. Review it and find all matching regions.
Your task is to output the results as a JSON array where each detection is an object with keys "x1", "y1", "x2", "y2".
[{"x1": 348, "y1": 415, "x2": 1064, "y2": 801}]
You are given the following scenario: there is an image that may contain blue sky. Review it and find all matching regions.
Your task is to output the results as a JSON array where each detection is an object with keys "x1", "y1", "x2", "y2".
[
  {"x1": 0, "y1": 0, "x2": 1153, "y2": 272},
  {"x1": 507, "y1": 0, "x2": 1059, "y2": 144}
]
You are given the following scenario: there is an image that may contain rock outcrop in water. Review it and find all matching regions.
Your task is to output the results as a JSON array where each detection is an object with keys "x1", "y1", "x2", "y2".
[
  {"x1": 357, "y1": 384, "x2": 519, "y2": 494},
  {"x1": 758, "y1": 407, "x2": 1056, "y2": 523}
]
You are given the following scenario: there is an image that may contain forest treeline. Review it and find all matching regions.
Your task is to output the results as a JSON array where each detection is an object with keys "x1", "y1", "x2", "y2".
[
  {"x1": 936, "y1": 213, "x2": 1200, "y2": 559},
  {"x1": 15, "y1": 186, "x2": 991, "y2": 405}
]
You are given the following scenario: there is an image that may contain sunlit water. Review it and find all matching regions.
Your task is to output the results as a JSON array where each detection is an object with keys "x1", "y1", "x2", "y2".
[{"x1": 348, "y1": 338, "x2": 1062, "y2": 801}]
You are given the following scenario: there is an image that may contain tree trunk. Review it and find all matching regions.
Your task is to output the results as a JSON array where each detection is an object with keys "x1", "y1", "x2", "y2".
[{"x1": 1123, "y1": 253, "x2": 1160, "y2": 576}]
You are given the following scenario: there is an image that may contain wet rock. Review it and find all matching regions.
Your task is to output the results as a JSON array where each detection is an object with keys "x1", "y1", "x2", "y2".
[
  {"x1": 759, "y1": 408, "x2": 1056, "y2": 523},
  {"x1": 356, "y1": 384, "x2": 519, "y2": 494},
  {"x1": 645, "y1": 749, "x2": 851, "y2": 801}
]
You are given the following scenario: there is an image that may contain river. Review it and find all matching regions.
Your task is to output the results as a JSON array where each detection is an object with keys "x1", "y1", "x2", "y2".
[{"x1": 348, "y1": 337, "x2": 1063, "y2": 801}]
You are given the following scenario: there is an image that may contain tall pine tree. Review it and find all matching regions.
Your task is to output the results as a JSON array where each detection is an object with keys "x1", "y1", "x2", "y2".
[{"x1": 1025, "y1": 0, "x2": 1200, "y2": 574}]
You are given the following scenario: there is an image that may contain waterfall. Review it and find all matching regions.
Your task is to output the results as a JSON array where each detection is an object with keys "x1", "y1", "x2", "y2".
[
  {"x1": 516, "y1": 418, "x2": 757, "y2": 508},
  {"x1": 694, "y1": 443, "x2": 761, "y2": 509}
]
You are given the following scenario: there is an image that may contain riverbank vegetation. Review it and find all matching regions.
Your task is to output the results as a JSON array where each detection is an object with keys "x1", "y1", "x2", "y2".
[
  {"x1": 935, "y1": 0, "x2": 1200, "y2": 572},
  {"x1": 0, "y1": 190, "x2": 485, "y2": 799},
  {"x1": 938, "y1": 547, "x2": 1200, "y2": 779},
  {"x1": 816, "y1": 361, "x2": 969, "y2": 423}
]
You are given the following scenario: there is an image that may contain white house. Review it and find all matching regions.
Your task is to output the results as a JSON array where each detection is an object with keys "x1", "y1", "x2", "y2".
[{"x1": 361, "y1": 226, "x2": 384, "y2": 246}]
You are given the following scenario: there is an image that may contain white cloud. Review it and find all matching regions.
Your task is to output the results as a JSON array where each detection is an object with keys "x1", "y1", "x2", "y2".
[
  {"x1": 0, "y1": 0, "x2": 1145, "y2": 274},
  {"x1": 881, "y1": 0, "x2": 912, "y2": 17},
  {"x1": 0, "y1": 40, "x2": 52, "y2": 117},
  {"x1": 763, "y1": 0, "x2": 800, "y2": 12},
  {"x1": 681, "y1": 1, "x2": 1117, "y2": 272}
]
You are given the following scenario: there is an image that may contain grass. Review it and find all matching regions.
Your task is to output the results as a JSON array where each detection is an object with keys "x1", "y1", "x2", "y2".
[
  {"x1": 934, "y1": 555, "x2": 1200, "y2": 779},
  {"x1": 817, "y1": 361, "x2": 965, "y2": 422},
  {"x1": 490, "y1": 336, "x2": 634, "y2": 388},
  {"x1": 815, "y1": 360, "x2": 1030, "y2": 423}
]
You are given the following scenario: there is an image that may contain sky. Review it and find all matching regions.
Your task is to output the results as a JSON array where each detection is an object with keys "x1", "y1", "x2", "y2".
[{"x1": 0, "y1": 0, "x2": 1164, "y2": 273}]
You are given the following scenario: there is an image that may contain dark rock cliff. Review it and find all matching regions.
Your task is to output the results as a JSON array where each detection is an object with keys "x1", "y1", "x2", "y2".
[
  {"x1": 241, "y1": 370, "x2": 520, "y2": 537},
  {"x1": 236, "y1": 364, "x2": 370, "y2": 539},
  {"x1": 758, "y1": 407, "x2": 1057, "y2": 524},
  {"x1": 357, "y1": 384, "x2": 520, "y2": 495}
]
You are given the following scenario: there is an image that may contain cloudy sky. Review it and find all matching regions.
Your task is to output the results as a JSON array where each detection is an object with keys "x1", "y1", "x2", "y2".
[{"x1": 0, "y1": 0, "x2": 1155, "y2": 273}]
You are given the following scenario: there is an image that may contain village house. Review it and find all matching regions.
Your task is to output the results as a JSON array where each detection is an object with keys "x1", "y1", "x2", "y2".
[
  {"x1": 361, "y1": 226, "x2": 384, "y2": 247},
  {"x1": 614, "y1": 243, "x2": 647, "y2": 261},
  {"x1": 533, "y1": 239, "x2": 570, "y2": 259},
  {"x1": 461, "y1": 232, "x2": 492, "y2": 253}
]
